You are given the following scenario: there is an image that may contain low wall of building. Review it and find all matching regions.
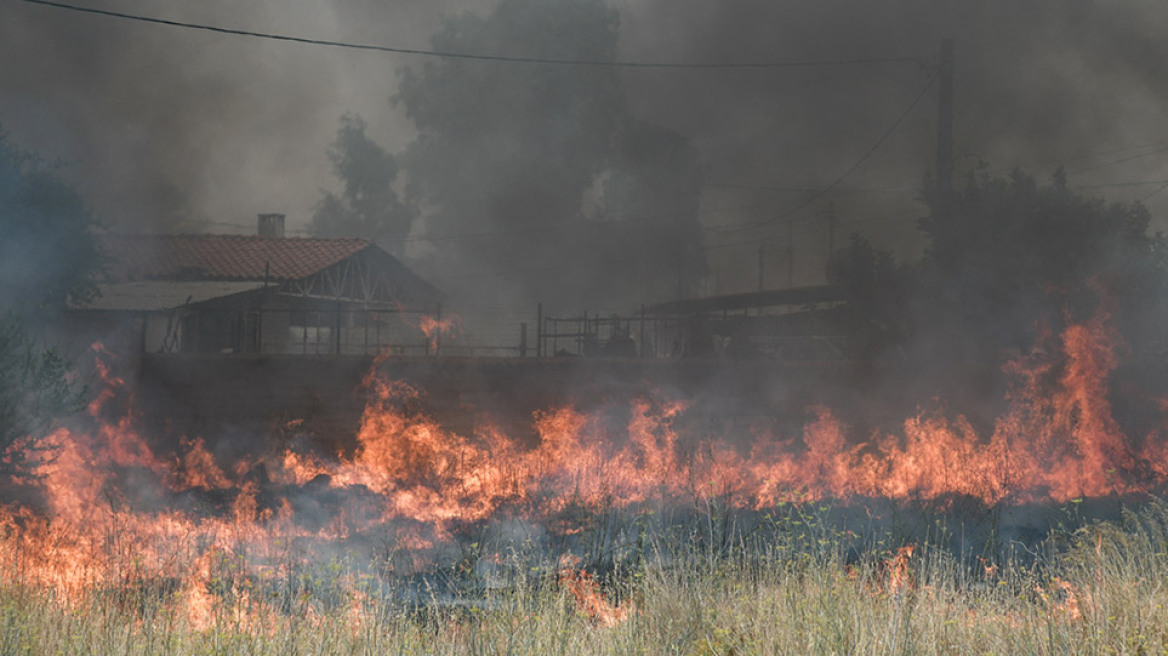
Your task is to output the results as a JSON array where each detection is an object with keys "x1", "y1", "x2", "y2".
[{"x1": 132, "y1": 355, "x2": 862, "y2": 457}]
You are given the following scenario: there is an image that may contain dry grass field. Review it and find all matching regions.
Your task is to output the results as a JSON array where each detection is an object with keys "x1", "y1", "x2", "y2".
[{"x1": 2, "y1": 499, "x2": 1167, "y2": 655}]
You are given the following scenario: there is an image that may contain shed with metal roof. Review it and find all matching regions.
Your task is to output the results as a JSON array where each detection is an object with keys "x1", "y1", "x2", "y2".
[{"x1": 73, "y1": 214, "x2": 443, "y2": 355}]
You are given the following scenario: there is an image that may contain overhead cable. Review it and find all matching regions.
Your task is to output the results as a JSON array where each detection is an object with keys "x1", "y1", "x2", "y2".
[
  {"x1": 711, "y1": 71, "x2": 938, "y2": 235},
  {"x1": 15, "y1": 0, "x2": 928, "y2": 70}
]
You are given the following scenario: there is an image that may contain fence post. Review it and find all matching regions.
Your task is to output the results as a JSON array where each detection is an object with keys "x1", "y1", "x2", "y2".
[
  {"x1": 639, "y1": 304, "x2": 646, "y2": 358},
  {"x1": 140, "y1": 312, "x2": 149, "y2": 355},
  {"x1": 519, "y1": 322, "x2": 528, "y2": 358},
  {"x1": 536, "y1": 303, "x2": 543, "y2": 358}
]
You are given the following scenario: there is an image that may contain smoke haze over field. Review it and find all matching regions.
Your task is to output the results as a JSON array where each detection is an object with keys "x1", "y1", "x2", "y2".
[
  {"x1": 4, "y1": 0, "x2": 1168, "y2": 304},
  {"x1": 11, "y1": 5, "x2": 1168, "y2": 625}
]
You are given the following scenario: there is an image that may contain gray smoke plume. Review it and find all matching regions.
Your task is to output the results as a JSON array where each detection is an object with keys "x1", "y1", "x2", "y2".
[{"x1": 3, "y1": 0, "x2": 1168, "y2": 305}]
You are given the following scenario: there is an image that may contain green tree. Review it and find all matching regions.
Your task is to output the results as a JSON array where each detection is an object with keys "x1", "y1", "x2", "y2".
[
  {"x1": 0, "y1": 128, "x2": 100, "y2": 475},
  {"x1": 0, "y1": 314, "x2": 85, "y2": 475},
  {"x1": 394, "y1": 0, "x2": 706, "y2": 306},
  {"x1": 918, "y1": 169, "x2": 1168, "y2": 360},
  {"x1": 0, "y1": 130, "x2": 102, "y2": 311},
  {"x1": 826, "y1": 235, "x2": 915, "y2": 362},
  {"x1": 311, "y1": 114, "x2": 415, "y2": 255},
  {"x1": 827, "y1": 168, "x2": 1168, "y2": 388}
]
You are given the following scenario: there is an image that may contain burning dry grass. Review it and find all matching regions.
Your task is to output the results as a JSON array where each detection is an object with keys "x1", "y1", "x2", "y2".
[
  {"x1": 5, "y1": 309, "x2": 1168, "y2": 652},
  {"x1": 1, "y1": 502, "x2": 1168, "y2": 654}
]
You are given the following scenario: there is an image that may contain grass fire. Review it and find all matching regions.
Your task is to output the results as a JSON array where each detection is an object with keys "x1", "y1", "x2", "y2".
[
  {"x1": 4, "y1": 302, "x2": 1168, "y2": 652},
  {"x1": 6, "y1": 1, "x2": 1168, "y2": 652}
]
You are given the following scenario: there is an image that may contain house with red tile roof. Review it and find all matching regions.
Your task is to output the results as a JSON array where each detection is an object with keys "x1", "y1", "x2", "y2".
[{"x1": 73, "y1": 214, "x2": 442, "y2": 355}]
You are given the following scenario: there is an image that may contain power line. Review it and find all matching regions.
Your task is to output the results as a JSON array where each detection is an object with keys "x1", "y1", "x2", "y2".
[
  {"x1": 1069, "y1": 143, "x2": 1168, "y2": 175},
  {"x1": 711, "y1": 70, "x2": 938, "y2": 236},
  {"x1": 151, "y1": 165, "x2": 1168, "y2": 253},
  {"x1": 437, "y1": 213, "x2": 914, "y2": 286},
  {"x1": 1140, "y1": 182, "x2": 1168, "y2": 203},
  {"x1": 702, "y1": 171, "x2": 1168, "y2": 256},
  {"x1": 702, "y1": 140, "x2": 1168, "y2": 212},
  {"x1": 984, "y1": 138, "x2": 1168, "y2": 177},
  {"x1": 15, "y1": 0, "x2": 929, "y2": 71},
  {"x1": 165, "y1": 198, "x2": 817, "y2": 247},
  {"x1": 702, "y1": 182, "x2": 916, "y2": 196},
  {"x1": 705, "y1": 213, "x2": 919, "y2": 252},
  {"x1": 1077, "y1": 179, "x2": 1168, "y2": 190}
]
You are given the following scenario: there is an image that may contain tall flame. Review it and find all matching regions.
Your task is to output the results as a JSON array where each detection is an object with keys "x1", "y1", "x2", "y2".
[{"x1": 2, "y1": 307, "x2": 1168, "y2": 627}]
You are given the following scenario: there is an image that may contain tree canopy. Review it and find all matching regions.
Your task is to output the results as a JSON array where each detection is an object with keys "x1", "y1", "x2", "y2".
[
  {"x1": 0, "y1": 128, "x2": 99, "y2": 475},
  {"x1": 393, "y1": 0, "x2": 706, "y2": 307},
  {"x1": 831, "y1": 169, "x2": 1168, "y2": 371},
  {"x1": 310, "y1": 114, "x2": 416, "y2": 256},
  {"x1": 0, "y1": 130, "x2": 102, "y2": 312}
]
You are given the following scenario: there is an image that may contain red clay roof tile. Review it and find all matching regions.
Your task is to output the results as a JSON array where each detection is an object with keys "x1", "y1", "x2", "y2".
[{"x1": 99, "y1": 234, "x2": 373, "y2": 282}]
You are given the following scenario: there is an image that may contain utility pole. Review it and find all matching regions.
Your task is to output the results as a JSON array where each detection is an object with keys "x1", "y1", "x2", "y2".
[
  {"x1": 936, "y1": 38, "x2": 955, "y2": 212},
  {"x1": 757, "y1": 244, "x2": 765, "y2": 291}
]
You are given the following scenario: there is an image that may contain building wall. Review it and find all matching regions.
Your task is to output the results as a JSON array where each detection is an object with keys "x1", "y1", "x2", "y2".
[{"x1": 131, "y1": 355, "x2": 851, "y2": 457}]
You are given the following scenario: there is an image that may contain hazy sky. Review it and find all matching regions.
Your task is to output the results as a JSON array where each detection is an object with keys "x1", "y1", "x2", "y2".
[{"x1": 4, "y1": 0, "x2": 1168, "y2": 296}]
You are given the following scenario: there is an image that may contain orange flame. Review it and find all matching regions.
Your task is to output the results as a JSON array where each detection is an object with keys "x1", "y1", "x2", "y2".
[
  {"x1": 2, "y1": 306, "x2": 1168, "y2": 624},
  {"x1": 886, "y1": 545, "x2": 915, "y2": 594},
  {"x1": 1037, "y1": 577, "x2": 1083, "y2": 622},
  {"x1": 418, "y1": 314, "x2": 459, "y2": 353},
  {"x1": 557, "y1": 556, "x2": 632, "y2": 627}
]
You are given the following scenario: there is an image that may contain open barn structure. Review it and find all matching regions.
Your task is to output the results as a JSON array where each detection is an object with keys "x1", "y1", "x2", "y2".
[{"x1": 71, "y1": 214, "x2": 443, "y2": 355}]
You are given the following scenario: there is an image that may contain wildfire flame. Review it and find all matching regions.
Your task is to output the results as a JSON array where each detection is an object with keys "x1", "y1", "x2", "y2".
[
  {"x1": 886, "y1": 545, "x2": 915, "y2": 595},
  {"x1": 2, "y1": 305, "x2": 1168, "y2": 627},
  {"x1": 557, "y1": 555, "x2": 632, "y2": 627},
  {"x1": 418, "y1": 314, "x2": 459, "y2": 353},
  {"x1": 1037, "y1": 577, "x2": 1083, "y2": 622}
]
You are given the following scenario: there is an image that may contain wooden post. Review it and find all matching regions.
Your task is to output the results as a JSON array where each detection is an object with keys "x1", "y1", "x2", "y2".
[
  {"x1": 315, "y1": 311, "x2": 323, "y2": 354},
  {"x1": 757, "y1": 244, "x2": 765, "y2": 291},
  {"x1": 140, "y1": 312, "x2": 149, "y2": 354},
  {"x1": 301, "y1": 311, "x2": 308, "y2": 355},
  {"x1": 237, "y1": 306, "x2": 244, "y2": 354},
  {"x1": 536, "y1": 302, "x2": 543, "y2": 358},
  {"x1": 192, "y1": 312, "x2": 200, "y2": 354},
  {"x1": 519, "y1": 322, "x2": 528, "y2": 357},
  {"x1": 639, "y1": 304, "x2": 646, "y2": 358}
]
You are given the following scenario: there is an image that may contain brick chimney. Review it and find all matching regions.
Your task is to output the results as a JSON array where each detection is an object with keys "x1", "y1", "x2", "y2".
[{"x1": 257, "y1": 213, "x2": 285, "y2": 239}]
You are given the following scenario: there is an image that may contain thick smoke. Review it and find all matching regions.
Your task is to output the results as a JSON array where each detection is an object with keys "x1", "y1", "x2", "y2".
[
  {"x1": 0, "y1": 0, "x2": 461, "y2": 230},
  {"x1": 2, "y1": 0, "x2": 1168, "y2": 304},
  {"x1": 391, "y1": 0, "x2": 706, "y2": 309}
]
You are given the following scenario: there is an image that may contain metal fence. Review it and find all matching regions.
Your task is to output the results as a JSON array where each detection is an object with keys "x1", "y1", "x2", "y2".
[
  {"x1": 536, "y1": 308, "x2": 847, "y2": 363},
  {"x1": 153, "y1": 303, "x2": 845, "y2": 363}
]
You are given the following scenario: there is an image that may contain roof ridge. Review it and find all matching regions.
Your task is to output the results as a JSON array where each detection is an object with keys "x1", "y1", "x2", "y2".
[
  {"x1": 98, "y1": 232, "x2": 378, "y2": 283},
  {"x1": 101, "y1": 232, "x2": 372, "y2": 244}
]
